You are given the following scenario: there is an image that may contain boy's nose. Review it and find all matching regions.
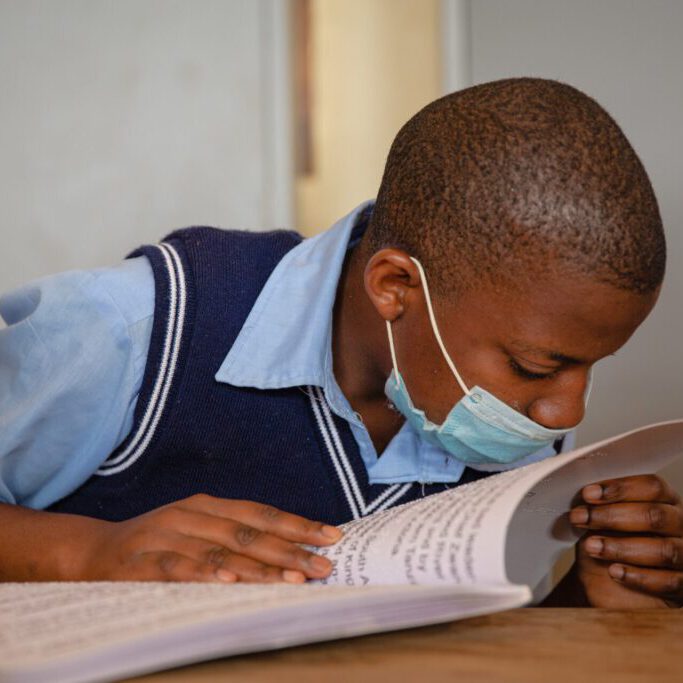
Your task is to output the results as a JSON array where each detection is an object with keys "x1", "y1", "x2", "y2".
[{"x1": 528, "y1": 372, "x2": 590, "y2": 430}]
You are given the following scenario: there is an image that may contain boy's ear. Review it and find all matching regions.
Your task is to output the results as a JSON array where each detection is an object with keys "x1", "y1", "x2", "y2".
[{"x1": 363, "y1": 249, "x2": 422, "y2": 322}]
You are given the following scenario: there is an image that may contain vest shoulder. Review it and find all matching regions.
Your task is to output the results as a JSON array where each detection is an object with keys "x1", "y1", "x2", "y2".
[
  {"x1": 163, "y1": 226, "x2": 303, "y2": 250},
  {"x1": 127, "y1": 226, "x2": 304, "y2": 277}
]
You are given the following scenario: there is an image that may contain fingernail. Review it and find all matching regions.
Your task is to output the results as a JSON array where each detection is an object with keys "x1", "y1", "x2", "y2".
[
  {"x1": 308, "y1": 555, "x2": 332, "y2": 573},
  {"x1": 609, "y1": 564, "x2": 625, "y2": 581},
  {"x1": 283, "y1": 570, "x2": 306, "y2": 584},
  {"x1": 583, "y1": 484, "x2": 603, "y2": 501},
  {"x1": 569, "y1": 507, "x2": 589, "y2": 524},
  {"x1": 216, "y1": 569, "x2": 237, "y2": 583},
  {"x1": 584, "y1": 537, "x2": 604, "y2": 555},
  {"x1": 321, "y1": 525, "x2": 343, "y2": 541}
]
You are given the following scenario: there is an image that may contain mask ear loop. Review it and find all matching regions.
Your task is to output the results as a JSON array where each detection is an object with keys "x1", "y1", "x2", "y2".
[
  {"x1": 409, "y1": 257, "x2": 471, "y2": 397},
  {"x1": 385, "y1": 319, "x2": 401, "y2": 384}
]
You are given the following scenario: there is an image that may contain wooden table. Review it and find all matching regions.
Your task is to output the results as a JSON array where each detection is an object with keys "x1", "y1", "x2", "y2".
[{"x1": 125, "y1": 608, "x2": 683, "y2": 683}]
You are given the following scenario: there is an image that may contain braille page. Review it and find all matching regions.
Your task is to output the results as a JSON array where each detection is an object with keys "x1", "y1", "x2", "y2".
[{"x1": 0, "y1": 581, "x2": 529, "y2": 683}]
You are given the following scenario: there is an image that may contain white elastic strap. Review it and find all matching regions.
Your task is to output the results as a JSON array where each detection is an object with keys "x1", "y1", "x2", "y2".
[
  {"x1": 409, "y1": 256, "x2": 471, "y2": 396},
  {"x1": 386, "y1": 319, "x2": 400, "y2": 379}
]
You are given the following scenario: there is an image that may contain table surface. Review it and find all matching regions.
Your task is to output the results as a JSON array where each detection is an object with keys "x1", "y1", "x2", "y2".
[{"x1": 124, "y1": 608, "x2": 683, "y2": 683}]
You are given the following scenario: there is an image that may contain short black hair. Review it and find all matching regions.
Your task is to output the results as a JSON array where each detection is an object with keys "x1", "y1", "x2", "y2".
[{"x1": 365, "y1": 78, "x2": 666, "y2": 295}]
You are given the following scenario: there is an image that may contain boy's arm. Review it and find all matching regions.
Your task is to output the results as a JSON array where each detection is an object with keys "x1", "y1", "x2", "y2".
[{"x1": 0, "y1": 496, "x2": 342, "y2": 583}]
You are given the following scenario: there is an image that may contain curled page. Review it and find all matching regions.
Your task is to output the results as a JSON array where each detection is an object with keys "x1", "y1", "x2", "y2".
[
  {"x1": 315, "y1": 464, "x2": 531, "y2": 587},
  {"x1": 315, "y1": 420, "x2": 683, "y2": 597}
]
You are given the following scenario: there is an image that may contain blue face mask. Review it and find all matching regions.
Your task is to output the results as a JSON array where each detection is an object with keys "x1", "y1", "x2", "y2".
[{"x1": 384, "y1": 257, "x2": 588, "y2": 465}]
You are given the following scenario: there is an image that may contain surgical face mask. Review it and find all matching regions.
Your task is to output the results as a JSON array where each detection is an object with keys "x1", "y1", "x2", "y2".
[{"x1": 384, "y1": 257, "x2": 587, "y2": 465}]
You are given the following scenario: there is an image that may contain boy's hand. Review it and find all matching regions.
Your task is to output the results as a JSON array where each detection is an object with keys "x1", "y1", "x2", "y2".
[
  {"x1": 72, "y1": 495, "x2": 342, "y2": 584},
  {"x1": 570, "y1": 474, "x2": 683, "y2": 607}
]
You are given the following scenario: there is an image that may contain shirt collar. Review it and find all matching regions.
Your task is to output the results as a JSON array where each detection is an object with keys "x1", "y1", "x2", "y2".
[{"x1": 215, "y1": 201, "x2": 373, "y2": 391}]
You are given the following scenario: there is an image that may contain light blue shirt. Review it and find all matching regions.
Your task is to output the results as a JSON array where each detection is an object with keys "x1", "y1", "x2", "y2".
[{"x1": 0, "y1": 202, "x2": 568, "y2": 509}]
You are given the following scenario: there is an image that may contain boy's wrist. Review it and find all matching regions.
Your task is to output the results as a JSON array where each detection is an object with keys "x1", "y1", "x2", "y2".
[
  {"x1": 15, "y1": 506, "x2": 109, "y2": 581},
  {"x1": 51, "y1": 513, "x2": 113, "y2": 581},
  {"x1": 0, "y1": 504, "x2": 103, "y2": 581}
]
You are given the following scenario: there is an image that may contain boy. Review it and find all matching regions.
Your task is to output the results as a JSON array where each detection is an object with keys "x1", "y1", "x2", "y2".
[{"x1": 1, "y1": 78, "x2": 681, "y2": 608}]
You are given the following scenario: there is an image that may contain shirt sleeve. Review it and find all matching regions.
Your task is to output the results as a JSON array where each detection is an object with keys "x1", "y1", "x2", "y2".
[{"x1": 0, "y1": 257, "x2": 154, "y2": 509}]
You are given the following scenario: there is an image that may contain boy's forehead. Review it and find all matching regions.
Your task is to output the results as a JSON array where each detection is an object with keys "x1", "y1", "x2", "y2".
[{"x1": 438, "y1": 272, "x2": 658, "y2": 360}]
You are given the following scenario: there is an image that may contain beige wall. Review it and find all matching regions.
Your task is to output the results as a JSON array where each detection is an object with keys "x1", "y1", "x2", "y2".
[
  {"x1": 295, "y1": 0, "x2": 441, "y2": 235},
  {"x1": 0, "y1": 0, "x2": 292, "y2": 293}
]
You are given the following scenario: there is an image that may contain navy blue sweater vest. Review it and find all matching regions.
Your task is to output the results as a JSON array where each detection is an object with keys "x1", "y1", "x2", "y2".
[{"x1": 49, "y1": 227, "x2": 491, "y2": 524}]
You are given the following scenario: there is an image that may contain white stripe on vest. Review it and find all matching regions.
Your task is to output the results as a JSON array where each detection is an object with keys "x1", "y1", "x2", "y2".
[
  {"x1": 96, "y1": 242, "x2": 186, "y2": 476},
  {"x1": 307, "y1": 386, "x2": 412, "y2": 519}
]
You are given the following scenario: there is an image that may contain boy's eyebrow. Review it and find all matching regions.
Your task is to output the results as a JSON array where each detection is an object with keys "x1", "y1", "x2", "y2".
[{"x1": 509, "y1": 340, "x2": 585, "y2": 365}]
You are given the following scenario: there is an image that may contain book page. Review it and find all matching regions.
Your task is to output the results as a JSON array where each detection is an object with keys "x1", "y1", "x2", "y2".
[
  {"x1": 0, "y1": 581, "x2": 530, "y2": 683},
  {"x1": 315, "y1": 463, "x2": 533, "y2": 587},
  {"x1": 315, "y1": 420, "x2": 683, "y2": 593}
]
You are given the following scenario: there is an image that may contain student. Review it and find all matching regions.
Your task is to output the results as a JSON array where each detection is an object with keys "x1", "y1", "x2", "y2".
[{"x1": 0, "y1": 78, "x2": 680, "y2": 608}]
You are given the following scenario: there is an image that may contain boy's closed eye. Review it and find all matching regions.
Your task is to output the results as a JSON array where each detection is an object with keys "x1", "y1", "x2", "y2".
[{"x1": 507, "y1": 356, "x2": 561, "y2": 381}]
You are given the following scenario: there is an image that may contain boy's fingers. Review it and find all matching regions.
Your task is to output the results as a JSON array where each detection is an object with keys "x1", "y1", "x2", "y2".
[
  {"x1": 582, "y1": 535, "x2": 683, "y2": 570},
  {"x1": 161, "y1": 512, "x2": 333, "y2": 578},
  {"x1": 159, "y1": 542, "x2": 302, "y2": 583},
  {"x1": 582, "y1": 475, "x2": 680, "y2": 505},
  {"x1": 608, "y1": 563, "x2": 683, "y2": 600},
  {"x1": 153, "y1": 537, "x2": 306, "y2": 583},
  {"x1": 569, "y1": 502, "x2": 683, "y2": 535},
  {"x1": 133, "y1": 551, "x2": 234, "y2": 583},
  {"x1": 173, "y1": 494, "x2": 342, "y2": 545},
  {"x1": 200, "y1": 553, "x2": 306, "y2": 584},
  {"x1": 119, "y1": 543, "x2": 302, "y2": 584}
]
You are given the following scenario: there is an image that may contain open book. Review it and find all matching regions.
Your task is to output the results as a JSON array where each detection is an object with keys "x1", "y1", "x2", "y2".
[{"x1": 1, "y1": 420, "x2": 682, "y2": 683}]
